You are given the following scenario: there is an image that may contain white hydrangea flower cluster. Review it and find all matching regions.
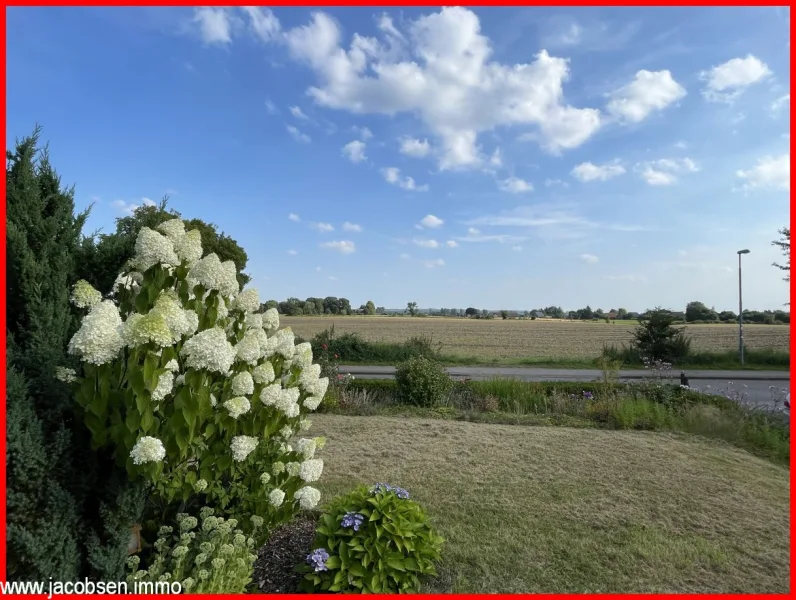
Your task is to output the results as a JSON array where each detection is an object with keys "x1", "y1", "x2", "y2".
[
  {"x1": 233, "y1": 288, "x2": 260, "y2": 314},
  {"x1": 70, "y1": 279, "x2": 102, "y2": 309},
  {"x1": 224, "y1": 397, "x2": 251, "y2": 419},
  {"x1": 130, "y1": 436, "x2": 166, "y2": 465},
  {"x1": 181, "y1": 328, "x2": 237, "y2": 374},
  {"x1": 298, "y1": 459, "x2": 324, "y2": 482},
  {"x1": 55, "y1": 366, "x2": 78, "y2": 383},
  {"x1": 133, "y1": 227, "x2": 179, "y2": 272},
  {"x1": 230, "y1": 435, "x2": 258, "y2": 462},
  {"x1": 186, "y1": 253, "x2": 239, "y2": 297},
  {"x1": 151, "y1": 372, "x2": 175, "y2": 402},
  {"x1": 68, "y1": 301, "x2": 125, "y2": 365},
  {"x1": 231, "y1": 371, "x2": 254, "y2": 396},
  {"x1": 294, "y1": 486, "x2": 321, "y2": 510},
  {"x1": 295, "y1": 438, "x2": 316, "y2": 459}
]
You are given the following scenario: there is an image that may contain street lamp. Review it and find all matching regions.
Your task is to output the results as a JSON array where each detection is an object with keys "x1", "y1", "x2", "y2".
[{"x1": 737, "y1": 249, "x2": 750, "y2": 365}]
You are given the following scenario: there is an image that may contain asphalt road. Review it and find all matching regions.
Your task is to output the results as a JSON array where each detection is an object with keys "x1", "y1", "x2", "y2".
[{"x1": 338, "y1": 365, "x2": 790, "y2": 409}]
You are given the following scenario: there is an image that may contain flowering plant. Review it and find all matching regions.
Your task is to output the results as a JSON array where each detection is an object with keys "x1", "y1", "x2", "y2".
[
  {"x1": 126, "y1": 508, "x2": 258, "y2": 594},
  {"x1": 61, "y1": 219, "x2": 327, "y2": 537},
  {"x1": 298, "y1": 483, "x2": 443, "y2": 593}
]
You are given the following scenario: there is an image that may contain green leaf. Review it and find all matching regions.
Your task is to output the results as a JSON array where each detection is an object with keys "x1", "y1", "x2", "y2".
[
  {"x1": 325, "y1": 556, "x2": 341, "y2": 569},
  {"x1": 141, "y1": 410, "x2": 154, "y2": 433},
  {"x1": 348, "y1": 563, "x2": 366, "y2": 577}
]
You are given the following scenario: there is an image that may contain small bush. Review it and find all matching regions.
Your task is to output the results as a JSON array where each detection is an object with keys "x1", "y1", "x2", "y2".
[
  {"x1": 127, "y1": 508, "x2": 259, "y2": 594},
  {"x1": 395, "y1": 357, "x2": 452, "y2": 407},
  {"x1": 298, "y1": 484, "x2": 444, "y2": 593}
]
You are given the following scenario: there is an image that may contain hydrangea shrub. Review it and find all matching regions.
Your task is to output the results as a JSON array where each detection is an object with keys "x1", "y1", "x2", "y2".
[
  {"x1": 126, "y1": 508, "x2": 258, "y2": 594},
  {"x1": 298, "y1": 484, "x2": 444, "y2": 593},
  {"x1": 62, "y1": 219, "x2": 328, "y2": 535}
]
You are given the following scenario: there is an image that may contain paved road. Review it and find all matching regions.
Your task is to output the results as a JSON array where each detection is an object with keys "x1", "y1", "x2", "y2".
[{"x1": 339, "y1": 365, "x2": 790, "y2": 409}]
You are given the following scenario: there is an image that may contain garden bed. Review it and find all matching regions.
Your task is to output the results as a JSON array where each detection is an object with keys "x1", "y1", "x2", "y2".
[{"x1": 253, "y1": 512, "x2": 320, "y2": 593}]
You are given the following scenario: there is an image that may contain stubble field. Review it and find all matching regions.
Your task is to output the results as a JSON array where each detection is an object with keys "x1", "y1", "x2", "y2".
[{"x1": 281, "y1": 316, "x2": 790, "y2": 361}]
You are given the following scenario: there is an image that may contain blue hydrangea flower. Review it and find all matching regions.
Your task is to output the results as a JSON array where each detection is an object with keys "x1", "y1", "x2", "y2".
[
  {"x1": 306, "y1": 548, "x2": 330, "y2": 572},
  {"x1": 341, "y1": 512, "x2": 365, "y2": 531},
  {"x1": 371, "y1": 482, "x2": 410, "y2": 499}
]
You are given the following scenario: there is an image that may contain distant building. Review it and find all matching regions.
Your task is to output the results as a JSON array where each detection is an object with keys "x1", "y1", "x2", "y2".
[
  {"x1": 607, "y1": 311, "x2": 618, "y2": 320},
  {"x1": 533, "y1": 311, "x2": 546, "y2": 319}
]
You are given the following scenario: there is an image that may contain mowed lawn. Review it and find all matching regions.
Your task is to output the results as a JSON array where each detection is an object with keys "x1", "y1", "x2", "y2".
[
  {"x1": 310, "y1": 414, "x2": 790, "y2": 593},
  {"x1": 282, "y1": 316, "x2": 790, "y2": 360}
]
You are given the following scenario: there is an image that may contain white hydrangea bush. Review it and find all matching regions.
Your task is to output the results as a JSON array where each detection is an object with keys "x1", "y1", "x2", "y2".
[{"x1": 64, "y1": 219, "x2": 328, "y2": 536}]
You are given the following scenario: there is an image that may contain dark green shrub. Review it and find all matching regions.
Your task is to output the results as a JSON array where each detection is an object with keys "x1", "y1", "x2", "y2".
[
  {"x1": 395, "y1": 357, "x2": 452, "y2": 407},
  {"x1": 298, "y1": 484, "x2": 443, "y2": 593},
  {"x1": 631, "y1": 308, "x2": 692, "y2": 362}
]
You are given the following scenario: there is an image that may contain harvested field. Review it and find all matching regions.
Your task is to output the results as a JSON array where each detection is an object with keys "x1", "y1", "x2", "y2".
[{"x1": 282, "y1": 316, "x2": 790, "y2": 360}]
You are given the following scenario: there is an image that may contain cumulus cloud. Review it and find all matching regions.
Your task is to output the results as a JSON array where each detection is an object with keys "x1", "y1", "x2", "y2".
[
  {"x1": 700, "y1": 55, "x2": 771, "y2": 103},
  {"x1": 636, "y1": 157, "x2": 698, "y2": 186},
  {"x1": 735, "y1": 154, "x2": 789, "y2": 192},
  {"x1": 400, "y1": 137, "x2": 431, "y2": 158},
  {"x1": 141, "y1": 197, "x2": 156, "y2": 207},
  {"x1": 352, "y1": 125, "x2": 373, "y2": 140},
  {"x1": 286, "y1": 125, "x2": 311, "y2": 143},
  {"x1": 413, "y1": 238, "x2": 439, "y2": 248},
  {"x1": 419, "y1": 214, "x2": 444, "y2": 228},
  {"x1": 571, "y1": 161, "x2": 626, "y2": 182},
  {"x1": 606, "y1": 69, "x2": 686, "y2": 123},
  {"x1": 241, "y1": 6, "x2": 281, "y2": 42},
  {"x1": 446, "y1": 240, "x2": 458, "y2": 248},
  {"x1": 271, "y1": 7, "x2": 603, "y2": 166},
  {"x1": 320, "y1": 240, "x2": 356, "y2": 254},
  {"x1": 580, "y1": 253, "x2": 599, "y2": 264},
  {"x1": 310, "y1": 222, "x2": 334, "y2": 232},
  {"x1": 342, "y1": 140, "x2": 367, "y2": 163},
  {"x1": 111, "y1": 200, "x2": 139, "y2": 216},
  {"x1": 342, "y1": 221, "x2": 363, "y2": 232},
  {"x1": 288, "y1": 213, "x2": 301, "y2": 222},
  {"x1": 498, "y1": 176, "x2": 534, "y2": 193},
  {"x1": 771, "y1": 94, "x2": 790, "y2": 115},
  {"x1": 381, "y1": 167, "x2": 428, "y2": 191}
]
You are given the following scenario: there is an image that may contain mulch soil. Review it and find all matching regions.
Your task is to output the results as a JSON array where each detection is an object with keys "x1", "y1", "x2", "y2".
[{"x1": 252, "y1": 512, "x2": 320, "y2": 593}]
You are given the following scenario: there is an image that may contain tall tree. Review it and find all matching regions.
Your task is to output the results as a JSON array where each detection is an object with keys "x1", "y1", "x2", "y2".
[
  {"x1": 772, "y1": 227, "x2": 790, "y2": 281},
  {"x1": 406, "y1": 301, "x2": 418, "y2": 316},
  {"x1": 6, "y1": 128, "x2": 145, "y2": 581}
]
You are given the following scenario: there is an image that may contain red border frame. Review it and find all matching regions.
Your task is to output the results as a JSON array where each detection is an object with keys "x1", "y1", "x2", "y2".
[{"x1": 0, "y1": 2, "x2": 792, "y2": 598}]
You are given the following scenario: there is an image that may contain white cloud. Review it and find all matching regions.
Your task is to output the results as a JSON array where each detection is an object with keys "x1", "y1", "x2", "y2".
[
  {"x1": 311, "y1": 222, "x2": 335, "y2": 232},
  {"x1": 413, "y1": 238, "x2": 439, "y2": 249},
  {"x1": 419, "y1": 214, "x2": 444, "y2": 228},
  {"x1": 673, "y1": 140, "x2": 688, "y2": 150},
  {"x1": 193, "y1": 7, "x2": 234, "y2": 45},
  {"x1": 422, "y1": 258, "x2": 445, "y2": 268},
  {"x1": 141, "y1": 197, "x2": 156, "y2": 207},
  {"x1": 352, "y1": 125, "x2": 373, "y2": 140},
  {"x1": 288, "y1": 213, "x2": 301, "y2": 222},
  {"x1": 488, "y1": 148, "x2": 503, "y2": 168},
  {"x1": 342, "y1": 140, "x2": 367, "y2": 163},
  {"x1": 342, "y1": 221, "x2": 362, "y2": 232},
  {"x1": 446, "y1": 240, "x2": 458, "y2": 248},
  {"x1": 606, "y1": 70, "x2": 686, "y2": 123},
  {"x1": 286, "y1": 125, "x2": 311, "y2": 143},
  {"x1": 400, "y1": 137, "x2": 431, "y2": 158},
  {"x1": 467, "y1": 227, "x2": 480, "y2": 235},
  {"x1": 771, "y1": 94, "x2": 790, "y2": 114},
  {"x1": 265, "y1": 99, "x2": 279, "y2": 114},
  {"x1": 636, "y1": 157, "x2": 699, "y2": 186},
  {"x1": 735, "y1": 154, "x2": 790, "y2": 192},
  {"x1": 571, "y1": 161, "x2": 626, "y2": 182},
  {"x1": 512, "y1": 245, "x2": 523, "y2": 251},
  {"x1": 289, "y1": 105, "x2": 309, "y2": 120},
  {"x1": 498, "y1": 177, "x2": 534, "y2": 193},
  {"x1": 287, "y1": 249, "x2": 298, "y2": 256},
  {"x1": 700, "y1": 55, "x2": 772, "y2": 103},
  {"x1": 580, "y1": 253, "x2": 599, "y2": 264},
  {"x1": 381, "y1": 167, "x2": 428, "y2": 191},
  {"x1": 320, "y1": 240, "x2": 356, "y2": 254},
  {"x1": 275, "y1": 7, "x2": 603, "y2": 166},
  {"x1": 241, "y1": 7, "x2": 280, "y2": 42},
  {"x1": 111, "y1": 199, "x2": 139, "y2": 216}
]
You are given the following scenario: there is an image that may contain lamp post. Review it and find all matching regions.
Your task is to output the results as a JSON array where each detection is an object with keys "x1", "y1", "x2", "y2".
[{"x1": 737, "y1": 249, "x2": 750, "y2": 365}]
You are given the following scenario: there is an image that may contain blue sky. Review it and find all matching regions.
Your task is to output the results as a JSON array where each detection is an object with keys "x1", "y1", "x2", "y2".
[{"x1": 7, "y1": 6, "x2": 790, "y2": 311}]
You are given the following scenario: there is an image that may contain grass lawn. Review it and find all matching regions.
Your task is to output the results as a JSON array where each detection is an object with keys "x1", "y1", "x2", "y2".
[{"x1": 310, "y1": 414, "x2": 790, "y2": 593}]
